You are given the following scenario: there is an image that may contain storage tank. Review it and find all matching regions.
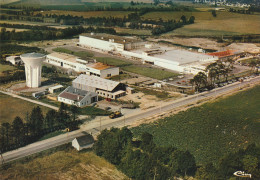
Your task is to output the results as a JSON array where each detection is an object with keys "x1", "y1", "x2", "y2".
[{"x1": 20, "y1": 52, "x2": 46, "y2": 88}]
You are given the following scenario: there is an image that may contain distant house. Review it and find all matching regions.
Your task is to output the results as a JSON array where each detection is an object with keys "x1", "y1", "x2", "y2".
[
  {"x1": 6, "y1": 56, "x2": 23, "y2": 65},
  {"x1": 72, "y1": 134, "x2": 94, "y2": 151},
  {"x1": 58, "y1": 86, "x2": 98, "y2": 107}
]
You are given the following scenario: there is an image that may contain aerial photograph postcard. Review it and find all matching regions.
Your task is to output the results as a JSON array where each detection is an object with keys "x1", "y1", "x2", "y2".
[{"x1": 0, "y1": 0, "x2": 259, "y2": 179}]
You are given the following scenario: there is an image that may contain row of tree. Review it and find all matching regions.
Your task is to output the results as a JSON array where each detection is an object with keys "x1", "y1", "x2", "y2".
[
  {"x1": 190, "y1": 59, "x2": 235, "y2": 91},
  {"x1": 190, "y1": 58, "x2": 259, "y2": 91},
  {"x1": 0, "y1": 103, "x2": 80, "y2": 153},
  {"x1": 1, "y1": 4, "x2": 195, "y2": 13},
  {"x1": 0, "y1": 26, "x2": 116, "y2": 41},
  {"x1": 93, "y1": 128, "x2": 197, "y2": 179}
]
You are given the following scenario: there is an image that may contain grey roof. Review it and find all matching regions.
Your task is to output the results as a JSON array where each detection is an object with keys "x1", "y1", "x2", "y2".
[
  {"x1": 58, "y1": 86, "x2": 97, "y2": 102},
  {"x1": 20, "y1": 52, "x2": 45, "y2": 58},
  {"x1": 76, "y1": 134, "x2": 94, "y2": 147},
  {"x1": 73, "y1": 74, "x2": 120, "y2": 92}
]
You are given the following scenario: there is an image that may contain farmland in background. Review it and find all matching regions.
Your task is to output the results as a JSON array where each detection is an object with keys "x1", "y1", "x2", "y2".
[
  {"x1": 131, "y1": 85, "x2": 260, "y2": 165},
  {"x1": 141, "y1": 11, "x2": 260, "y2": 36}
]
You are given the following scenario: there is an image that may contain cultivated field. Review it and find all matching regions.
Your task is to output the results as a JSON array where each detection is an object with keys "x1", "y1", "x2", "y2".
[
  {"x1": 131, "y1": 85, "x2": 260, "y2": 165},
  {"x1": 0, "y1": 93, "x2": 51, "y2": 123},
  {"x1": 0, "y1": 144, "x2": 127, "y2": 180},
  {"x1": 142, "y1": 11, "x2": 260, "y2": 36}
]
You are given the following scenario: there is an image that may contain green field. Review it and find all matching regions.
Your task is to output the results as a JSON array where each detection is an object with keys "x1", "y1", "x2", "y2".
[
  {"x1": 121, "y1": 65, "x2": 178, "y2": 80},
  {"x1": 142, "y1": 11, "x2": 260, "y2": 36},
  {"x1": 0, "y1": 64, "x2": 16, "y2": 73},
  {"x1": 95, "y1": 57, "x2": 132, "y2": 67},
  {"x1": 0, "y1": 93, "x2": 51, "y2": 123},
  {"x1": 0, "y1": 144, "x2": 127, "y2": 180},
  {"x1": 131, "y1": 85, "x2": 260, "y2": 165}
]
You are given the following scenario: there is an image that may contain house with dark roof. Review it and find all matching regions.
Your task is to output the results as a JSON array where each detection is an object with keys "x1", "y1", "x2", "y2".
[
  {"x1": 72, "y1": 134, "x2": 94, "y2": 151},
  {"x1": 58, "y1": 86, "x2": 98, "y2": 107}
]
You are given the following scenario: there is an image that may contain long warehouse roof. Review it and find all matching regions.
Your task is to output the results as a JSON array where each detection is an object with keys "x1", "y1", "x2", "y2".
[{"x1": 73, "y1": 74, "x2": 120, "y2": 92}]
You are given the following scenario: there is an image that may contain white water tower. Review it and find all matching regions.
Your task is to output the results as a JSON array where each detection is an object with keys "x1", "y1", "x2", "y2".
[{"x1": 20, "y1": 52, "x2": 46, "y2": 88}]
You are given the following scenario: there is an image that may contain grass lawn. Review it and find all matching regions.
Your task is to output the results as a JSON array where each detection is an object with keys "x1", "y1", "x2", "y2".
[
  {"x1": 95, "y1": 57, "x2": 132, "y2": 67},
  {"x1": 0, "y1": 64, "x2": 16, "y2": 73},
  {"x1": 80, "y1": 106, "x2": 111, "y2": 116},
  {"x1": 52, "y1": 47, "x2": 94, "y2": 58},
  {"x1": 131, "y1": 85, "x2": 260, "y2": 165},
  {"x1": 135, "y1": 87, "x2": 170, "y2": 99},
  {"x1": 121, "y1": 65, "x2": 178, "y2": 80},
  {"x1": 0, "y1": 144, "x2": 127, "y2": 180},
  {"x1": 142, "y1": 11, "x2": 260, "y2": 36},
  {"x1": 0, "y1": 93, "x2": 51, "y2": 124}
]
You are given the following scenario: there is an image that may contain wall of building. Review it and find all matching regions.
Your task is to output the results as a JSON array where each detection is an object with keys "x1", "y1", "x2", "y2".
[
  {"x1": 46, "y1": 55, "x2": 87, "y2": 72},
  {"x1": 80, "y1": 36, "x2": 119, "y2": 51}
]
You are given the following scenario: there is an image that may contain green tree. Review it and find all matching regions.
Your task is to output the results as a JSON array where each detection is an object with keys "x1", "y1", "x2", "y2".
[
  {"x1": 12, "y1": 116, "x2": 24, "y2": 144},
  {"x1": 169, "y1": 150, "x2": 196, "y2": 176},
  {"x1": 212, "y1": 10, "x2": 217, "y2": 17},
  {"x1": 140, "y1": 132, "x2": 155, "y2": 153},
  {"x1": 242, "y1": 155, "x2": 258, "y2": 173},
  {"x1": 191, "y1": 72, "x2": 207, "y2": 91},
  {"x1": 29, "y1": 106, "x2": 44, "y2": 136},
  {"x1": 1, "y1": 122, "x2": 11, "y2": 147},
  {"x1": 44, "y1": 109, "x2": 56, "y2": 129},
  {"x1": 70, "y1": 105, "x2": 79, "y2": 121}
]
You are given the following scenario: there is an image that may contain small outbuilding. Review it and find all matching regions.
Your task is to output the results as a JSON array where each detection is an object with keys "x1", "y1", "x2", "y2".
[
  {"x1": 72, "y1": 134, "x2": 94, "y2": 151},
  {"x1": 48, "y1": 85, "x2": 64, "y2": 93}
]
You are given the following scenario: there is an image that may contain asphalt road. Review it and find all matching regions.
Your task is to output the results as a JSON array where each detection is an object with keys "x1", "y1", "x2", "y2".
[{"x1": 2, "y1": 76, "x2": 260, "y2": 164}]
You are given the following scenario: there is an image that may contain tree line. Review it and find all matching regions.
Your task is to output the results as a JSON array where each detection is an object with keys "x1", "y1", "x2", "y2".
[
  {"x1": 93, "y1": 128, "x2": 197, "y2": 179},
  {"x1": 0, "y1": 26, "x2": 116, "y2": 41},
  {"x1": 1, "y1": 4, "x2": 195, "y2": 13},
  {"x1": 0, "y1": 103, "x2": 80, "y2": 153},
  {"x1": 190, "y1": 58, "x2": 259, "y2": 91}
]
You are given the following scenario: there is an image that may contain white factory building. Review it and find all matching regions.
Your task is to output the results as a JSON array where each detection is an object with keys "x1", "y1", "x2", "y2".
[
  {"x1": 46, "y1": 52, "x2": 119, "y2": 78},
  {"x1": 72, "y1": 74, "x2": 126, "y2": 100},
  {"x1": 79, "y1": 33, "x2": 145, "y2": 52},
  {"x1": 78, "y1": 33, "x2": 218, "y2": 74}
]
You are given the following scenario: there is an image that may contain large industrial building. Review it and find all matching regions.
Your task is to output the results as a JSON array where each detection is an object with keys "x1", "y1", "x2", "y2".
[
  {"x1": 46, "y1": 52, "x2": 119, "y2": 78},
  {"x1": 72, "y1": 74, "x2": 126, "y2": 100},
  {"x1": 79, "y1": 33, "x2": 145, "y2": 51},
  {"x1": 78, "y1": 33, "x2": 218, "y2": 74}
]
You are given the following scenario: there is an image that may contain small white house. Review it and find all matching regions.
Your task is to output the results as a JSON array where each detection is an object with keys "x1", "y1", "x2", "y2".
[
  {"x1": 48, "y1": 85, "x2": 64, "y2": 94},
  {"x1": 58, "y1": 86, "x2": 98, "y2": 107},
  {"x1": 72, "y1": 134, "x2": 94, "y2": 151}
]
